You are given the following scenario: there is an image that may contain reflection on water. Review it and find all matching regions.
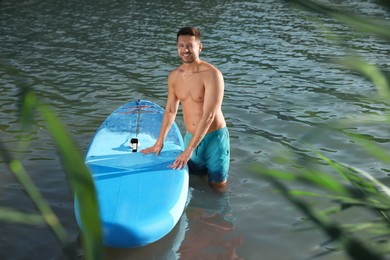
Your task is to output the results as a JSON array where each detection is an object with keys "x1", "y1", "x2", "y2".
[
  {"x1": 1, "y1": 0, "x2": 390, "y2": 259},
  {"x1": 178, "y1": 179, "x2": 243, "y2": 260},
  {"x1": 104, "y1": 176, "x2": 242, "y2": 260},
  {"x1": 104, "y1": 215, "x2": 185, "y2": 259}
]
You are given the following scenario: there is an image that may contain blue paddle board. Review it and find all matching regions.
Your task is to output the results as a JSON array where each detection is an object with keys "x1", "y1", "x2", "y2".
[{"x1": 75, "y1": 100, "x2": 189, "y2": 248}]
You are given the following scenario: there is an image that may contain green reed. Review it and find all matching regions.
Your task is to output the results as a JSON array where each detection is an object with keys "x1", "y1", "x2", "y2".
[
  {"x1": 252, "y1": 1, "x2": 390, "y2": 259},
  {"x1": 0, "y1": 79, "x2": 103, "y2": 259}
]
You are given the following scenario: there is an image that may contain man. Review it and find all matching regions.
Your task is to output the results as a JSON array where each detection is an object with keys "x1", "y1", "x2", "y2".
[{"x1": 141, "y1": 27, "x2": 230, "y2": 192}]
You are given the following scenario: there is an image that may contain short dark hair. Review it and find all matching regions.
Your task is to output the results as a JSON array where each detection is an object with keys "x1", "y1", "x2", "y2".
[{"x1": 177, "y1": 27, "x2": 201, "y2": 42}]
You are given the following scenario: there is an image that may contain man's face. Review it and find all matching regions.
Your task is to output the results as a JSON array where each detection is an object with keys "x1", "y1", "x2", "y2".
[{"x1": 177, "y1": 35, "x2": 202, "y2": 64}]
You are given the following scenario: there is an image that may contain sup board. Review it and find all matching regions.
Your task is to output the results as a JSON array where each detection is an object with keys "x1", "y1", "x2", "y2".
[{"x1": 74, "y1": 100, "x2": 189, "y2": 248}]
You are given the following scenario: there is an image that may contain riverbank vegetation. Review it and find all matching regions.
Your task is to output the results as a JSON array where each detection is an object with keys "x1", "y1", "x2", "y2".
[
  {"x1": 0, "y1": 73, "x2": 103, "y2": 258},
  {"x1": 252, "y1": 1, "x2": 390, "y2": 259}
]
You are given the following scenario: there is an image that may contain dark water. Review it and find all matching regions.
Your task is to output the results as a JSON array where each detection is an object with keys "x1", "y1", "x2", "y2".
[{"x1": 1, "y1": 0, "x2": 390, "y2": 259}]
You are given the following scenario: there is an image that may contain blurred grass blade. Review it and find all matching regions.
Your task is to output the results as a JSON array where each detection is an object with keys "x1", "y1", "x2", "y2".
[
  {"x1": 341, "y1": 163, "x2": 390, "y2": 198},
  {"x1": 344, "y1": 131, "x2": 390, "y2": 164},
  {"x1": 336, "y1": 58, "x2": 390, "y2": 100},
  {"x1": 31, "y1": 93, "x2": 103, "y2": 260},
  {"x1": 255, "y1": 165, "x2": 348, "y2": 195},
  {"x1": 343, "y1": 222, "x2": 390, "y2": 234},
  {"x1": 289, "y1": 190, "x2": 389, "y2": 210},
  {"x1": 0, "y1": 207, "x2": 45, "y2": 225},
  {"x1": 313, "y1": 148, "x2": 390, "y2": 200},
  {"x1": 0, "y1": 142, "x2": 68, "y2": 245},
  {"x1": 288, "y1": 0, "x2": 390, "y2": 41},
  {"x1": 332, "y1": 13, "x2": 390, "y2": 42},
  {"x1": 299, "y1": 170, "x2": 347, "y2": 194},
  {"x1": 262, "y1": 174, "x2": 383, "y2": 260}
]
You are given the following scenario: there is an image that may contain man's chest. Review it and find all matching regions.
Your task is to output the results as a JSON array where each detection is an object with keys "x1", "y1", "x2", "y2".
[{"x1": 174, "y1": 76, "x2": 205, "y2": 102}]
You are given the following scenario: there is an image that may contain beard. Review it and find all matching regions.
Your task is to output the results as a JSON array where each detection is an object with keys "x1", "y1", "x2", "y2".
[{"x1": 180, "y1": 52, "x2": 197, "y2": 63}]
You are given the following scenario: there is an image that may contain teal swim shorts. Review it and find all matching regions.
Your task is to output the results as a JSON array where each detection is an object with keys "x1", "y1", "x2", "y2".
[{"x1": 184, "y1": 127, "x2": 230, "y2": 183}]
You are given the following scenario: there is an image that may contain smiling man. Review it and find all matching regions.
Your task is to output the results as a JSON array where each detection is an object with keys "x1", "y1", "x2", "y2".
[{"x1": 141, "y1": 27, "x2": 230, "y2": 192}]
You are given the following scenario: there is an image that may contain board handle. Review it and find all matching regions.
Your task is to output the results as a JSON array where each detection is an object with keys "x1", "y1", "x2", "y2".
[{"x1": 130, "y1": 138, "x2": 139, "y2": 152}]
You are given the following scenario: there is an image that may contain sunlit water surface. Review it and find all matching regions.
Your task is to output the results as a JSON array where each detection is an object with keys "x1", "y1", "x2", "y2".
[{"x1": 1, "y1": 0, "x2": 390, "y2": 259}]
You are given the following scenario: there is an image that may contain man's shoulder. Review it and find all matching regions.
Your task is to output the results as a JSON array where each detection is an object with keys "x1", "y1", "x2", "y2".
[
  {"x1": 167, "y1": 67, "x2": 180, "y2": 80},
  {"x1": 201, "y1": 61, "x2": 222, "y2": 74},
  {"x1": 167, "y1": 67, "x2": 183, "y2": 86},
  {"x1": 169, "y1": 66, "x2": 183, "y2": 75},
  {"x1": 200, "y1": 62, "x2": 223, "y2": 81}
]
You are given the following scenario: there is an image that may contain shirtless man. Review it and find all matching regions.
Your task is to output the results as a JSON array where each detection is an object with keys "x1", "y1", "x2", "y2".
[{"x1": 141, "y1": 27, "x2": 230, "y2": 192}]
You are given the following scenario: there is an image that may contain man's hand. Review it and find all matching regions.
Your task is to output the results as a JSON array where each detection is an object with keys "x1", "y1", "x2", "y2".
[
  {"x1": 140, "y1": 142, "x2": 164, "y2": 155},
  {"x1": 169, "y1": 148, "x2": 193, "y2": 170}
]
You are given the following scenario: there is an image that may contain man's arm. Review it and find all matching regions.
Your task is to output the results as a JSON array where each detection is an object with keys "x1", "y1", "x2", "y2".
[
  {"x1": 170, "y1": 67, "x2": 224, "y2": 169},
  {"x1": 141, "y1": 72, "x2": 179, "y2": 155}
]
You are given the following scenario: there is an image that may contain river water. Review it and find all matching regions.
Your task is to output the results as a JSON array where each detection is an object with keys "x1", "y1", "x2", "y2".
[{"x1": 1, "y1": 0, "x2": 389, "y2": 259}]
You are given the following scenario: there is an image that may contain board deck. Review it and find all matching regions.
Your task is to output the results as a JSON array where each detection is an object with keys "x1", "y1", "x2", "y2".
[{"x1": 75, "y1": 100, "x2": 189, "y2": 248}]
